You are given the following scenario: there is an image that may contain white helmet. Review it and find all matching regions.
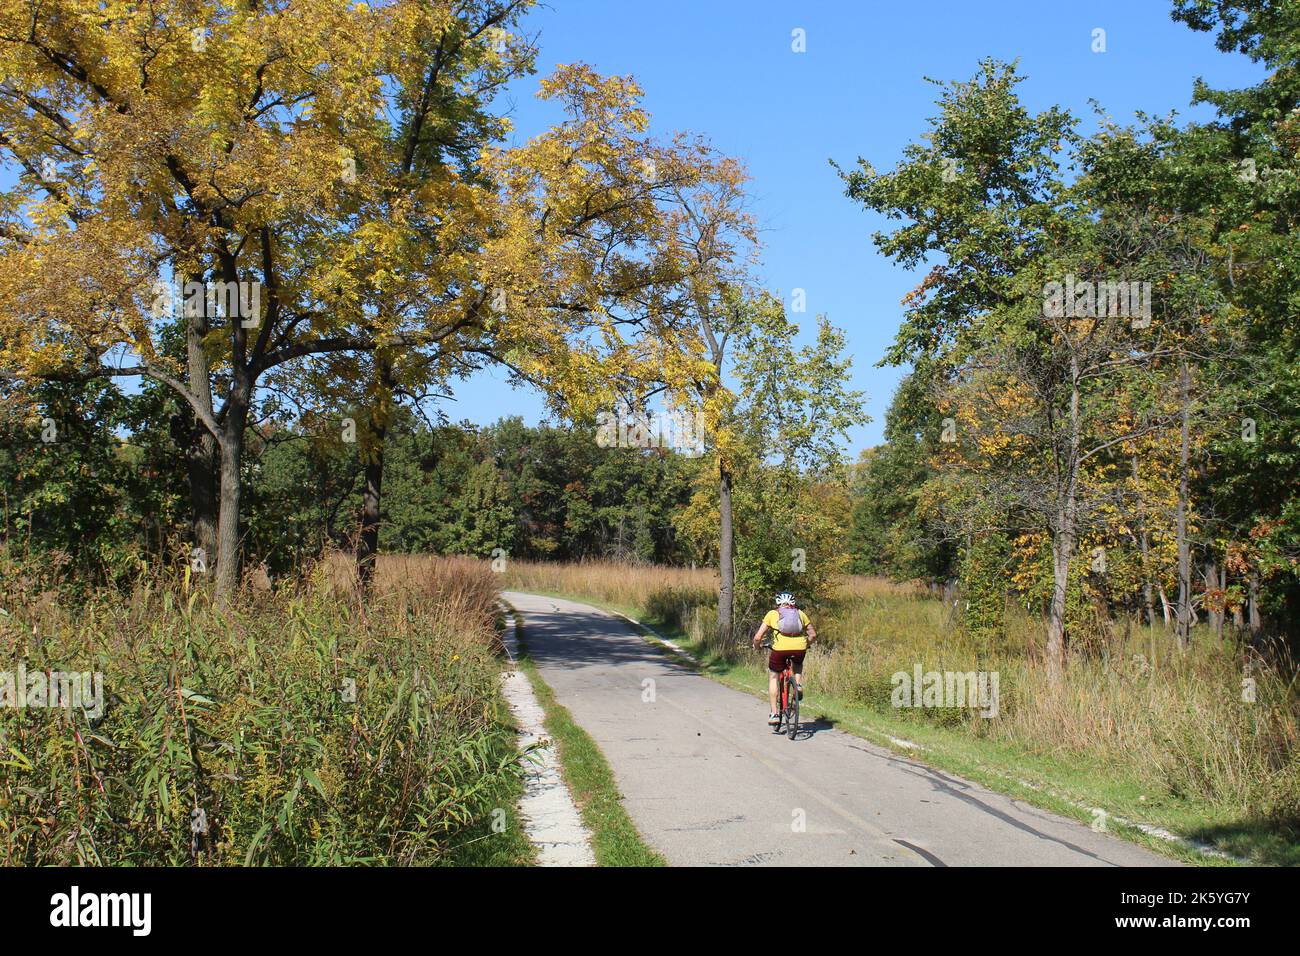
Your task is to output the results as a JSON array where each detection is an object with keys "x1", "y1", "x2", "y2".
[{"x1": 774, "y1": 592, "x2": 796, "y2": 607}]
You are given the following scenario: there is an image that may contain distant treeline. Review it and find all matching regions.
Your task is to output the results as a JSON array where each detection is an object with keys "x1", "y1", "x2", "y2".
[{"x1": 0, "y1": 386, "x2": 707, "y2": 580}]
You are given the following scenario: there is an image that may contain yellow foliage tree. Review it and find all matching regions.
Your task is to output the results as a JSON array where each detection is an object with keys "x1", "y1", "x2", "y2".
[{"x1": 0, "y1": 0, "x2": 750, "y2": 596}]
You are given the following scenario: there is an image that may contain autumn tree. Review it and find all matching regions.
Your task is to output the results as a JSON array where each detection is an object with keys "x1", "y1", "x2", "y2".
[
  {"x1": 0, "y1": 0, "x2": 746, "y2": 599},
  {"x1": 842, "y1": 61, "x2": 1080, "y2": 669},
  {"x1": 651, "y1": 170, "x2": 757, "y2": 637},
  {"x1": 1165, "y1": 0, "x2": 1300, "y2": 638},
  {"x1": 0, "y1": 0, "x2": 527, "y2": 596}
]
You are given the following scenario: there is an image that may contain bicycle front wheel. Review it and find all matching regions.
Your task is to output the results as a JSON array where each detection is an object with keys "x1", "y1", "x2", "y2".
[{"x1": 774, "y1": 676, "x2": 787, "y2": 733}]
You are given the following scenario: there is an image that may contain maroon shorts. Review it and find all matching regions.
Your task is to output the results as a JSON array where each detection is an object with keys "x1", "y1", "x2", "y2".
[{"x1": 768, "y1": 649, "x2": 806, "y2": 673}]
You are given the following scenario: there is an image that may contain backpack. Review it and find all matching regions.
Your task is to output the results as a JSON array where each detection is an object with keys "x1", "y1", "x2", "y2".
[{"x1": 775, "y1": 606, "x2": 804, "y2": 636}]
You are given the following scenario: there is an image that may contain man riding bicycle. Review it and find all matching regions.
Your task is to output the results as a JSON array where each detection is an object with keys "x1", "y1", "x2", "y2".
[{"x1": 751, "y1": 592, "x2": 816, "y2": 726}]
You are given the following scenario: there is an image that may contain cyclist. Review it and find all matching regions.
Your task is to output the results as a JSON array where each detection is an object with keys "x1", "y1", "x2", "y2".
[{"x1": 751, "y1": 592, "x2": 816, "y2": 726}]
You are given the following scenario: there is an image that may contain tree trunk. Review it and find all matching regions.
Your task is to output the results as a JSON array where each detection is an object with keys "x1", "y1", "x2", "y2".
[
  {"x1": 1046, "y1": 356, "x2": 1081, "y2": 681},
  {"x1": 356, "y1": 358, "x2": 396, "y2": 593},
  {"x1": 1132, "y1": 455, "x2": 1156, "y2": 627},
  {"x1": 718, "y1": 459, "x2": 735, "y2": 641},
  {"x1": 1248, "y1": 568, "x2": 1262, "y2": 636},
  {"x1": 356, "y1": 447, "x2": 384, "y2": 590},
  {"x1": 1204, "y1": 556, "x2": 1222, "y2": 638},
  {"x1": 214, "y1": 383, "x2": 250, "y2": 600},
  {"x1": 1139, "y1": 531, "x2": 1156, "y2": 627},
  {"x1": 184, "y1": 273, "x2": 219, "y2": 571},
  {"x1": 1174, "y1": 359, "x2": 1193, "y2": 648},
  {"x1": 1218, "y1": 561, "x2": 1228, "y2": 642},
  {"x1": 186, "y1": 436, "x2": 219, "y2": 569},
  {"x1": 1046, "y1": 529, "x2": 1073, "y2": 681}
]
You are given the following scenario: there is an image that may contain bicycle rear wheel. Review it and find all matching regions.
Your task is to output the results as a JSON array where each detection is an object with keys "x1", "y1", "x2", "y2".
[{"x1": 786, "y1": 675, "x2": 799, "y2": 740}]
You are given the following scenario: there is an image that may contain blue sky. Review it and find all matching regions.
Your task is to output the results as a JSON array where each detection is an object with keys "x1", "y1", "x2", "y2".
[{"x1": 452, "y1": 0, "x2": 1265, "y2": 453}]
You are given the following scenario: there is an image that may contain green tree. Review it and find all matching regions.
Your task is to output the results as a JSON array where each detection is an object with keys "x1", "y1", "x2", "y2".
[
  {"x1": 1166, "y1": 0, "x2": 1300, "y2": 639},
  {"x1": 841, "y1": 59, "x2": 1235, "y2": 674},
  {"x1": 453, "y1": 458, "x2": 516, "y2": 559},
  {"x1": 677, "y1": 294, "x2": 865, "y2": 616},
  {"x1": 847, "y1": 372, "x2": 955, "y2": 583}
]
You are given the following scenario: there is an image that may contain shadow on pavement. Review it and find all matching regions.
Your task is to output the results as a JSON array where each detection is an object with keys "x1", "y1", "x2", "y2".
[
  {"x1": 510, "y1": 601, "x2": 698, "y2": 675},
  {"x1": 799, "y1": 716, "x2": 836, "y2": 738}
]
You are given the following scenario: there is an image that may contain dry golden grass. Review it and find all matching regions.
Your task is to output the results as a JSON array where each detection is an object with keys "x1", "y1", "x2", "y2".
[
  {"x1": 504, "y1": 559, "x2": 718, "y2": 612},
  {"x1": 323, "y1": 550, "x2": 499, "y2": 600},
  {"x1": 320, "y1": 551, "x2": 502, "y2": 640}
]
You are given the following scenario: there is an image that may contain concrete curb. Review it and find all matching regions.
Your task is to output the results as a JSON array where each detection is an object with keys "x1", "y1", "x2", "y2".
[{"x1": 498, "y1": 608, "x2": 596, "y2": 867}]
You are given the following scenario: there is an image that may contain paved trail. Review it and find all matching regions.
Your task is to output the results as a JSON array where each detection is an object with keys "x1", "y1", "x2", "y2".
[{"x1": 503, "y1": 591, "x2": 1175, "y2": 867}]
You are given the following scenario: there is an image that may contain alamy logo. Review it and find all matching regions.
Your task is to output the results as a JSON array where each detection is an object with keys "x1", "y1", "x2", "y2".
[
  {"x1": 50, "y1": 886, "x2": 151, "y2": 936},
  {"x1": 891, "y1": 665, "x2": 1000, "y2": 718},
  {"x1": 1042, "y1": 274, "x2": 1152, "y2": 326},
  {"x1": 0, "y1": 665, "x2": 103, "y2": 719},
  {"x1": 595, "y1": 403, "x2": 705, "y2": 457},
  {"x1": 151, "y1": 277, "x2": 262, "y2": 327}
]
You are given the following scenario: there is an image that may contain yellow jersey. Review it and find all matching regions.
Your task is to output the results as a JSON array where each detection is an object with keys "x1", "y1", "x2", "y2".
[{"x1": 764, "y1": 608, "x2": 810, "y2": 651}]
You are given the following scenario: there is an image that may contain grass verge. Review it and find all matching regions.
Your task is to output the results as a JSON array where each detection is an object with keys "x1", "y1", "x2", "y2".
[{"x1": 441, "y1": 744, "x2": 535, "y2": 867}]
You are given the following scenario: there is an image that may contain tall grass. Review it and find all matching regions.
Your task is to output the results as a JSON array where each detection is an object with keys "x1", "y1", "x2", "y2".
[
  {"x1": 504, "y1": 559, "x2": 718, "y2": 613},
  {"x1": 506, "y1": 559, "x2": 1300, "y2": 843},
  {"x1": 823, "y1": 595, "x2": 1300, "y2": 819},
  {"x1": 0, "y1": 550, "x2": 523, "y2": 866}
]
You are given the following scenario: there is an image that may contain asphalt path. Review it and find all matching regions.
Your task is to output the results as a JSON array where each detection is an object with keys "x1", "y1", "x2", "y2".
[{"x1": 504, "y1": 591, "x2": 1176, "y2": 867}]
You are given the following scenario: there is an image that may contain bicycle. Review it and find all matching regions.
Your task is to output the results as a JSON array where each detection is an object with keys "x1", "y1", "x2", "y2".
[{"x1": 760, "y1": 638, "x2": 799, "y2": 740}]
